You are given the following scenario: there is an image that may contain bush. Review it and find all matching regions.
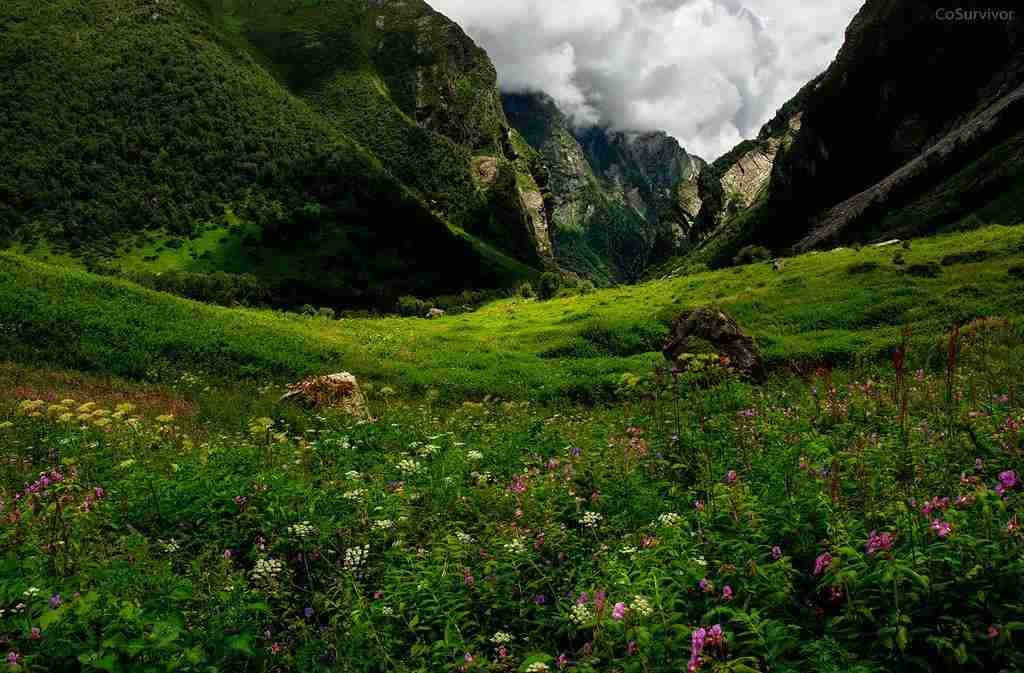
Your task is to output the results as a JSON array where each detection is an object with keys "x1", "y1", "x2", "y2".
[
  {"x1": 905, "y1": 262, "x2": 943, "y2": 278},
  {"x1": 517, "y1": 282, "x2": 536, "y2": 299},
  {"x1": 847, "y1": 261, "x2": 881, "y2": 274},
  {"x1": 316, "y1": 308, "x2": 337, "y2": 320},
  {"x1": 537, "y1": 272, "x2": 562, "y2": 301},
  {"x1": 942, "y1": 250, "x2": 992, "y2": 266},
  {"x1": 733, "y1": 245, "x2": 773, "y2": 266},
  {"x1": 396, "y1": 295, "x2": 428, "y2": 318}
]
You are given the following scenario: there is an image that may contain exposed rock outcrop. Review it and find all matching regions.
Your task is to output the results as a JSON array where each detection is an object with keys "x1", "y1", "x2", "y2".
[
  {"x1": 663, "y1": 308, "x2": 765, "y2": 382},
  {"x1": 281, "y1": 373, "x2": 369, "y2": 418}
]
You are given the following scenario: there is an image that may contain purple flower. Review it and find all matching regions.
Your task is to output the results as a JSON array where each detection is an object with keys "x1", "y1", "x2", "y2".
[
  {"x1": 627, "y1": 641, "x2": 638, "y2": 656},
  {"x1": 49, "y1": 594, "x2": 61, "y2": 609},
  {"x1": 771, "y1": 545, "x2": 782, "y2": 560},
  {"x1": 303, "y1": 607, "x2": 314, "y2": 619},
  {"x1": 576, "y1": 592, "x2": 589, "y2": 606},
  {"x1": 6, "y1": 652, "x2": 19, "y2": 666},
  {"x1": 533, "y1": 594, "x2": 546, "y2": 605},
  {"x1": 594, "y1": 590, "x2": 606, "y2": 613},
  {"x1": 999, "y1": 470, "x2": 1018, "y2": 491},
  {"x1": 570, "y1": 446, "x2": 582, "y2": 458},
  {"x1": 706, "y1": 624, "x2": 724, "y2": 647},
  {"x1": 813, "y1": 552, "x2": 833, "y2": 576},
  {"x1": 699, "y1": 578, "x2": 712, "y2": 594},
  {"x1": 556, "y1": 653, "x2": 570, "y2": 669},
  {"x1": 722, "y1": 585, "x2": 733, "y2": 601},
  {"x1": 866, "y1": 531, "x2": 894, "y2": 555},
  {"x1": 611, "y1": 602, "x2": 627, "y2": 620},
  {"x1": 694, "y1": 499, "x2": 705, "y2": 511},
  {"x1": 932, "y1": 519, "x2": 952, "y2": 538},
  {"x1": 688, "y1": 627, "x2": 707, "y2": 672}
]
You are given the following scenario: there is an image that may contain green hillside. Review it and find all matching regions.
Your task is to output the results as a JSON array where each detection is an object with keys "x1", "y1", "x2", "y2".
[
  {"x1": 0, "y1": 0, "x2": 537, "y2": 308},
  {"x1": 3, "y1": 224, "x2": 1023, "y2": 401}
]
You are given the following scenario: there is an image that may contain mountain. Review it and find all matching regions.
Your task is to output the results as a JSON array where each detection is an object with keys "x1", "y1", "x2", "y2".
[
  {"x1": 690, "y1": 0, "x2": 1024, "y2": 267},
  {"x1": 503, "y1": 91, "x2": 704, "y2": 284},
  {"x1": 0, "y1": 0, "x2": 548, "y2": 308}
]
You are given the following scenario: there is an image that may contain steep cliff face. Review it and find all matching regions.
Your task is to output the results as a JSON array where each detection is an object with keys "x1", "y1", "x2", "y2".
[
  {"x1": 692, "y1": 0, "x2": 1024, "y2": 265},
  {"x1": 202, "y1": 0, "x2": 555, "y2": 266},
  {"x1": 503, "y1": 92, "x2": 703, "y2": 283}
]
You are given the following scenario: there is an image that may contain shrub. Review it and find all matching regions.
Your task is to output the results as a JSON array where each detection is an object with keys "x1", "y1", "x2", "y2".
[
  {"x1": 942, "y1": 250, "x2": 992, "y2": 266},
  {"x1": 847, "y1": 261, "x2": 880, "y2": 274},
  {"x1": 396, "y1": 295, "x2": 427, "y2": 317},
  {"x1": 537, "y1": 272, "x2": 562, "y2": 300},
  {"x1": 733, "y1": 245, "x2": 772, "y2": 266},
  {"x1": 905, "y1": 262, "x2": 943, "y2": 278},
  {"x1": 316, "y1": 308, "x2": 337, "y2": 320},
  {"x1": 517, "y1": 282, "x2": 536, "y2": 299}
]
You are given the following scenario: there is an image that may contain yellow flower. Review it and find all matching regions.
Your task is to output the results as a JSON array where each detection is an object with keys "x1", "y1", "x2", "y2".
[
  {"x1": 115, "y1": 403, "x2": 136, "y2": 414},
  {"x1": 60, "y1": 399, "x2": 76, "y2": 407},
  {"x1": 77, "y1": 402, "x2": 97, "y2": 413},
  {"x1": 91, "y1": 409, "x2": 110, "y2": 418},
  {"x1": 0, "y1": 421, "x2": 13, "y2": 430},
  {"x1": 156, "y1": 414, "x2": 175, "y2": 424},
  {"x1": 58, "y1": 413, "x2": 74, "y2": 424},
  {"x1": 18, "y1": 400, "x2": 44, "y2": 415},
  {"x1": 47, "y1": 405, "x2": 69, "y2": 417},
  {"x1": 93, "y1": 418, "x2": 112, "y2": 429},
  {"x1": 77, "y1": 414, "x2": 93, "y2": 422}
]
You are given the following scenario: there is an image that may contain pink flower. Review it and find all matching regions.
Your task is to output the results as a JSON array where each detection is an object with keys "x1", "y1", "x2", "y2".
[
  {"x1": 722, "y1": 585, "x2": 733, "y2": 601},
  {"x1": 1008, "y1": 515, "x2": 1020, "y2": 534},
  {"x1": 611, "y1": 602, "x2": 627, "y2": 620},
  {"x1": 988, "y1": 626, "x2": 1000, "y2": 639},
  {"x1": 813, "y1": 552, "x2": 833, "y2": 576},
  {"x1": 725, "y1": 470, "x2": 738, "y2": 485},
  {"x1": 999, "y1": 470, "x2": 1018, "y2": 492},
  {"x1": 931, "y1": 519, "x2": 952, "y2": 538},
  {"x1": 865, "y1": 531, "x2": 894, "y2": 555},
  {"x1": 706, "y1": 624, "x2": 724, "y2": 648},
  {"x1": 594, "y1": 590, "x2": 607, "y2": 614},
  {"x1": 29, "y1": 627, "x2": 41, "y2": 640},
  {"x1": 694, "y1": 500, "x2": 705, "y2": 511},
  {"x1": 627, "y1": 641, "x2": 638, "y2": 656},
  {"x1": 699, "y1": 578, "x2": 713, "y2": 594},
  {"x1": 688, "y1": 627, "x2": 707, "y2": 672},
  {"x1": 556, "y1": 653, "x2": 570, "y2": 669},
  {"x1": 771, "y1": 545, "x2": 782, "y2": 560},
  {"x1": 6, "y1": 652, "x2": 19, "y2": 666}
]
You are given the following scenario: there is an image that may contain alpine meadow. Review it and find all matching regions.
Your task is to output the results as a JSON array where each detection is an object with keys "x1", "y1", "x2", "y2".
[{"x1": 2, "y1": 1, "x2": 1024, "y2": 673}]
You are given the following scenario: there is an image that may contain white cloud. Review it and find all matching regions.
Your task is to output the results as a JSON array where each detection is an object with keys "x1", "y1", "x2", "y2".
[{"x1": 427, "y1": 0, "x2": 864, "y2": 160}]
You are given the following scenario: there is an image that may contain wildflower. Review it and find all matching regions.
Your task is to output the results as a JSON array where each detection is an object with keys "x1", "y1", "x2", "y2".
[
  {"x1": 29, "y1": 628, "x2": 41, "y2": 640},
  {"x1": 689, "y1": 627, "x2": 707, "y2": 672},
  {"x1": 533, "y1": 594, "x2": 546, "y2": 605},
  {"x1": 570, "y1": 446, "x2": 582, "y2": 458},
  {"x1": 630, "y1": 595, "x2": 653, "y2": 617},
  {"x1": 49, "y1": 594, "x2": 61, "y2": 609},
  {"x1": 344, "y1": 470, "x2": 361, "y2": 481},
  {"x1": 569, "y1": 602, "x2": 592, "y2": 625},
  {"x1": 699, "y1": 578, "x2": 713, "y2": 594},
  {"x1": 722, "y1": 585, "x2": 733, "y2": 601},
  {"x1": 988, "y1": 626, "x2": 1000, "y2": 639},
  {"x1": 344, "y1": 545, "x2": 370, "y2": 571},
  {"x1": 593, "y1": 590, "x2": 606, "y2": 613},
  {"x1": 725, "y1": 470, "x2": 738, "y2": 485},
  {"x1": 381, "y1": 606, "x2": 394, "y2": 616},
  {"x1": 658, "y1": 512, "x2": 682, "y2": 526},
  {"x1": 504, "y1": 538, "x2": 526, "y2": 555},
  {"x1": 342, "y1": 489, "x2": 365, "y2": 501},
  {"x1": 303, "y1": 607, "x2": 315, "y2": 619},
  {"x1": 373, "y1": 519, "x2": 395, "y2": 530},
  {"x1": 1008, "y1": 515, "x2": 1020, "y2": 534},
  {"x1": 611, "y1": 602, "x2": 627, "y2": 620},
  {"x1": 234, "y1": 496, "x2": 248, "y2": 508},
  {"x1": 706, "y1": 624, "x2": 724, "y2": 648},
  {"x1": 694, "y1": 500, "x2": 705, "y2": 511},
  {"x1": 771, "y1": 545, "x2": 782, "y2": 560},
  {"x1": 828, "y1": 585, "x2": 844, "y2": 602},
  {"x1": 6, "y1": 652, "x2": 19, "y2": 667},
  {"x1": 997, "y1": 470, "x2": 1018, "y2": 496},
  {"x1": 976, "y1": 458, "x2": 984, "y2": 470},
  {"x1": 526, "y1": 663, "x2": 550, "y2": 672},
  {"x1": 556, "y1": 653, "x2": 570, "y2": 669},
  {"x1": 252, "y1": 558, "x2": 284, "y2": 583},
  {"x1": 580, "y1": 511, "x2": 603, "y2": 529},
  {"x1": 813, "y1": 552, "x2": 833, "y2": 576},
  {"x1": 508, "y1": 475, "x2": 528, "y2": 494},
  {"x1": 932, "y1": 520, "x2": 952, "y2": 538},
  {"x1": 466, "y1": 450, "x2": 484, "y2": 461},
  {"x1": 866, "y1": 531, "x2": 894, "y2": 555},
  {"x1": 490, "y1": 631, "x2": 513, "y2": 645},
  {"x1": 627, "y1": 641, "x2": 639, "y2": 656}
]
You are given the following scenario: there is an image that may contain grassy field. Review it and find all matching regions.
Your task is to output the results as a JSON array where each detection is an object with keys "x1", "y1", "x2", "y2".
[{"x1": 2, "y1": 224, "x2": 1023, "y2": 402}]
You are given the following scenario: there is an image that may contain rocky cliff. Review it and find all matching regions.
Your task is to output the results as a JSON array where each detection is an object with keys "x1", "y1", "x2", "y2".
[
  {"x1": 691, "y1": 0, "x2": 1024, "y2": 266},
  {"x1": 503, "y1": 91, "x2": 704, "y2": 283}
]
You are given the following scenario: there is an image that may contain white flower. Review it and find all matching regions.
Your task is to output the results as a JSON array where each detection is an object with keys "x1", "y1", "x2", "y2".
[
  {"x1": 160, "y1": 539, "x2": 181, "y2": 554},
  {"x1": 418, "y1": 444, "x2": 440, "y2": 457},
  {"x1": 693, "y1": 555, "x2": 707, "y2": 567},
  {"x1": 381, "y1": 606, "x2": 394, "y2": 616},
  {"x1": 620, "y1": 546, "x2": 638, "y2": 555},
  {"x1": 490, "y1": 631, "x2": 513, "y2": 645},
  {"x1": 396, "y1": 458, "x2": 423, "y2": 475},
  {"x1": 252, "y1": 558, "x2": 284, "y2": 583},
  {"x1": 455, "y1": 531, "x2": 474, "y2": 545},
  {"x1": 342, "y1": 489, "x2": 365, "y2": 501},
  {"x1": 22, "y1": 587, "x2": 40, "y2": 598},
  {"x1": 504, "y1": 538, "x2": 526, "y2": 554},
  {"x1": 373, "y1": 519, "x2": 395, "y2": 530},
  {"x1": 345, "y1": 470, "x2": 362, "y2": 481},
  {"x1": 466, "y1": 450, "x2": 484, "y2": 461},
  {"x1": 526, "y1": 664, "x2": 550, "y2": 672},
  {"x1": 570, "y1": 603, "x2": 592, "y2": 625},
  {"x1": 580, "y1": 511, "x2": 603, "y2": 529},
  {"x1": 657, "y1": 512, "x2": 682, "y2": 527},
  {"x1": 629, "y1": 596, "x2": 653, "y2": 617},
  {"x1": 287, "y1": 521, "x2": 318, "y2": 538},
  {"x1": 344, "y1": 545, "x2": 370, "y2": 571}
]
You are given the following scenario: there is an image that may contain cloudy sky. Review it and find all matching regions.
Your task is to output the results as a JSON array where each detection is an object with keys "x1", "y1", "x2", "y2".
[{"x1": 427, "y1": 0, "x2": 864, "y2": 160}]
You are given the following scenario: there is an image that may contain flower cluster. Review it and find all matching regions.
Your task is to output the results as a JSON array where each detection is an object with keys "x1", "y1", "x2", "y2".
[{"x1": 287, "y1": 521, "x2": 318, "y2": 538}]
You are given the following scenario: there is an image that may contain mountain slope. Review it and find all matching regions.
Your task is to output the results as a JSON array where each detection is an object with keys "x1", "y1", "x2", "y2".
[
  {"x1": 690, "y1": 0, "x2": 1024, "y2": 266},
  {"x1": 0, "y1": 0, "x2": 541, "y2": 307},
  {"x1": 503, "y1": 92, "x2": 703, "y2": 284}
]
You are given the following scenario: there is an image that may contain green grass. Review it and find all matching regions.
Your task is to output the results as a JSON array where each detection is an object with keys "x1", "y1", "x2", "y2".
[{"x1": 3, "y1": 225, "x2": 1023, "y2": 402}]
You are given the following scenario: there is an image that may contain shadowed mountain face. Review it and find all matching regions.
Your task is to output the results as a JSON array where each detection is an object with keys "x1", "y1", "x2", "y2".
[
  {"x1": 0, "y1": 0, "x2": 550, "y2": 307},
  {"x1": 691, "y1": 0, "x2": 1024, "y2": 266},
  {"x1": 503, "y1": 91, "x2": 705, "y2": 284}
]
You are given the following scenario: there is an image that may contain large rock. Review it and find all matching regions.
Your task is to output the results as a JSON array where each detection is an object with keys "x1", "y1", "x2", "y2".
[
  {"x1": 663, "y1": 307, "x2": 765, "y2": 381},
  {"x1": 280, "y1": 373, "x2": 369, "y2": 418}
]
